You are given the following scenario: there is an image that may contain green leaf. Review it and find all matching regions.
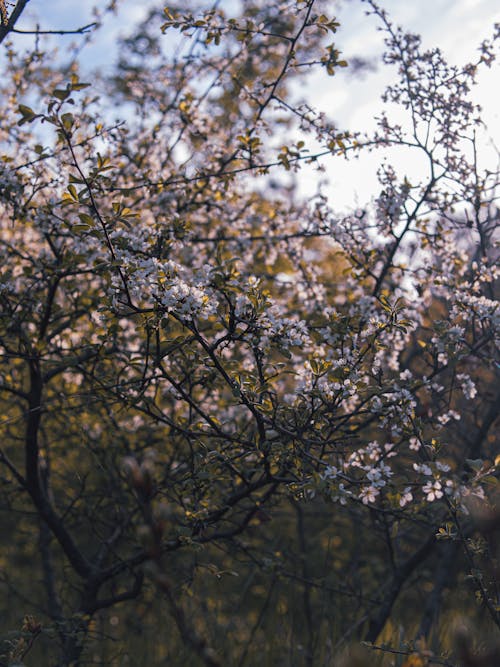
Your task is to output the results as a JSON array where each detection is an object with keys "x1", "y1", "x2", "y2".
[
  {"x1": 18, "y1": 104, "x2": 35, "y2": 118},
  {"x1": 68, "y1": 184, "x2": 78, "y2": 201},
  {"x1": 17, "y1": 104, "x2": 37, "y2": 125},
  {"x1": 78, "y1": 213, "x2": 95, "y2": 227},
  {"x1": 61, "y1": 113, "x2": 74, "y2": 130},
  {"x1": 465, "y1": 459, "x2": 484, "y2": 473},
  {"x1": 70, "y1": 82, "x2": 91, "y2": 91},
  {"x1": 53, "y1": 88, "x2": 71, "y2": 101}
]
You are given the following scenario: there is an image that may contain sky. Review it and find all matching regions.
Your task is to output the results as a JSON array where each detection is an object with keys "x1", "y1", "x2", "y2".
[
  {"x1": 321, "y1": 0, "x2": 500, "y2": 207},
  {"x1": 330, "y1": 0, "x2": 499, "y2": 131},
  {"x1": 9, "y1": 0, "x2": 500, "y2": 208}
]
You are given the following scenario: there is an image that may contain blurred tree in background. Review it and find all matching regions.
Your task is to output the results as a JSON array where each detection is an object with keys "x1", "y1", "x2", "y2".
[{"x1": 0, "y1": 1, "x2": 498, "y2": 665}]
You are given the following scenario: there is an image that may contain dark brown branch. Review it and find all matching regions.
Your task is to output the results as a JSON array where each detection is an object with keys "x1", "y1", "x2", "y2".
[
  {"x1": 25, "y1": 358, "x2": 92, "y2": 578},
  {"x1": 154, "y1": 570, "x2": 222, "y2": 667},
  {"x1": 83, "y1": 571, "x2": 144, "y2": 614},
  {"x1": 416, "y1": 541, "x2": 460, "y2": 639},
  {"x1": 364, "y1": 532, "x2": 436, "y2": 642},
  {"x1": 11, "y1": 22, "x2": 96, "y2": 36},
  {"x1": 0, "y1": 0, "x2": 30, "y2": 45},
  {"x1": 0, "y1": 447, "x2": 26, "y2": 487},
  {"x1": 62, "y1": 128, "x2": 134, "y2": 308},
  {"x1": 367, "y1": 642, "x2": 457, "y2": 666},
  {"x1": 39, "y1": 519, "x2": 64, "y2": 621}
]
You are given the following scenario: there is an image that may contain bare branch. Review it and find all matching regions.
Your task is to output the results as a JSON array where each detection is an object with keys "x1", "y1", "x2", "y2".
[{"x1": 11, "y1": 22, "x2": 96, "y2": 36}]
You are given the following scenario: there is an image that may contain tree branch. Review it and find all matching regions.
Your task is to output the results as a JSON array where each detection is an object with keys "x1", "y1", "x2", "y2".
[
  {"x1": 364, "y1": 532, "x2": 437, "y2": 642},
  {"x1": 11, "y1": 22, "x2": 96, "y2": 36},
  {"x1": 25, "y1": 358, "x2": 92, "y2": 578},
  {"x1": 0, "y1": 0, "x2": 31, "y2": 45}
]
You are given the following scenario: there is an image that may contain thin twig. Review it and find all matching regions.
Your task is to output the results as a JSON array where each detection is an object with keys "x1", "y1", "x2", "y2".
[{"x1": 11, "y1": 22, "x2": 96, "y2": 36}]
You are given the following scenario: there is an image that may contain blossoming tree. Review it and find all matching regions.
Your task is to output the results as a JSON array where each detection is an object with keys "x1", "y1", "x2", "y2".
[{"x1": 0, "y1": 1, "x2": 498, "y2": 665}]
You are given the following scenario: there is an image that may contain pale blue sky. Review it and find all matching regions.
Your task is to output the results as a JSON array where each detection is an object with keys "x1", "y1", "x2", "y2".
[
  {"x1": 10, "y1": 0, "x2": 500, "y2": 206},
  {"x1": 321, "y1": 0, "x2": 500, "y2": 206}
]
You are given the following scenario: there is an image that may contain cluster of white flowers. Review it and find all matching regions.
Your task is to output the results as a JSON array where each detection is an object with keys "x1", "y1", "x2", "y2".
[
  {"x1": 359, "y1": 485, "x2": 380, "y2": 505},
  {"x1": 437, "y1": 410, "x2": 461, "y2": 425},
  {"x1": 265, "y1": 307, "x2": 311, "y2": 349},
  {"x1": 409, "y1": 436, "x2": 421, "y2": 451},
  {"x1": 458, "y1": 293, "x2": 499, "y2": 322},
  {"x1": 109, "y1": 255, "x2": 218, "y2": 318},
  {"x1": 399, "y1": 487, "x2": 413, "y2": 507},
  {"x1": 330, "y1": 482, "x2": 350, "y2": 505},
  {"x1": 413, "y1": 461, "x2": 453, "y2": 502},
  {"x1": 235, "y1": 281, "x2": 311, "y2": 352},
  {"x1": 456, "y1": 373, "x2": 477, "y2": 400},
  {"x1": 343, "y1": 441, "x2": 396, "y2": 505},
  {"x1": 377, "y1": 386, "x2": 417, "y2": 434},
  {"x1": 321, "y1": 465, "x2": 340, "y2": 480}
]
